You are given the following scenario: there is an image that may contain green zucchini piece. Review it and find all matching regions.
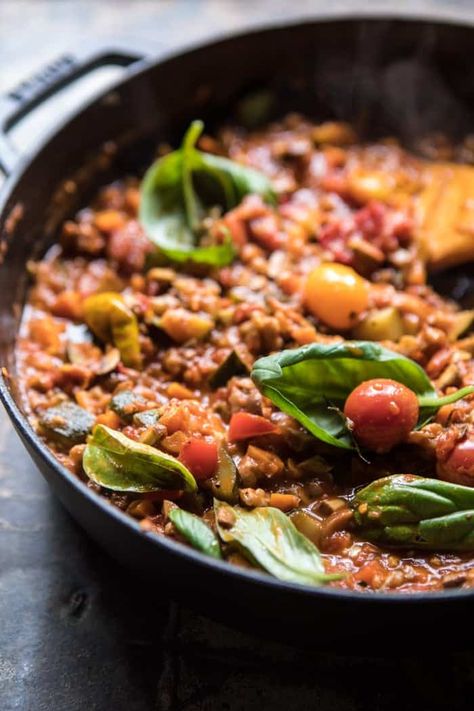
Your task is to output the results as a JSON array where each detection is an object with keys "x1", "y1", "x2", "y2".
[
  {"x1": 133, "y1": 408, "x2": 161, "y2": 428},
  {"x1": 110, "y1": 390, "x2": 147, "y2": 421},
  {"x1": 210, "y1": 444, "x2": 239, "y2": 503},
  {"x1": 39, "y1": 402, "x2": 95, "y2": 447},
  {"x1": 209, "y1": 350, "x2": 249, "y2": 389}
]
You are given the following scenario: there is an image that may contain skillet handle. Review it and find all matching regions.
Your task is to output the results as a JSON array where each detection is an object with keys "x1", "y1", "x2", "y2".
[{"x1": 0, "y1": 47, "x2": 148, "y2": 175}]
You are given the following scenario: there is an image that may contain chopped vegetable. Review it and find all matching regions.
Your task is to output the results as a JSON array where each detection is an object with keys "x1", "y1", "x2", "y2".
[
  {"x1": 448, "y1": 310, "x2": 474, "y2": 342},
  {"x1": 437, "y1": 435, "x2": 474, "y2": 487},
  {"x1": 209, "y1": 350, "x2": 249, "y2": 389},
  {"x1": 290, "y1": 510, "x2": 323, "y2": 546},
  {"x1": 215, "y1": 501, "x2": 341, "y2": 585},
  {"x1": 210, "y1": 444, "x2": 239, "y2": 503},
  {"x1": 228, "y1": 412, "x2": 276, "y2": 442},
  {"x1": 304, "y1": 263, "x2": 369, "y2": 330},
  {"x1": 83, "y1": 292, "x2": 141, "y2": 368},
  {"x1": 417, "y1": 162, "x2": 474, "y2": 270},
  {"x1": 353, "y1": 474, "x2": 474, "y2": 549},
  {"x1": 252, "y1": 341, "x2": 474, "y2": 450},
  {"x1": 133, "y1": 409, "x2": 161, "y2": 428},
  {"x1": 39, "y1": 402, "x2": 95, "y2": 447},
  {"x1": 268, "y1": 492, "x2": 300, "y2": 511},
  {"x1": 169, "y1": 507, "x2": 222, "y2": 558},
  {"x1": 110, "y1": 390, "x2": 148, "y2": 421},
  {"x1": 347, "y1": 170, "x2": 393, "y2": 203},
  {"x1": 179, "y1": 438, "x2": 218, "y2": 480},
  {"x1": 353, "y1": 307, "x2": 405, "y2": 342},
  {"x1": 83, "y1": 424, "x2": 197, "y2": 493},
  {"x1": 160, "y1": 308, "x2": 213, "y2": 343}
]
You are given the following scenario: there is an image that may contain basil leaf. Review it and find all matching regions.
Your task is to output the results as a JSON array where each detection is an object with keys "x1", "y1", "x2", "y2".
[
  {"x1": 139, "y1": 120, "x2": 276, "y2": 266},
  {"x1": 215, "y1": 501, "x2": 341, "y2": 586},
  {"x1": 353, "y1": 475, "x2": 474, "y2": 550},
  {"x1": 83, "y1": 424, "x2": 197, "y2": 493},
  {"x1": 197, "y1": 150, "x2": 276, "y2": 205},
  {"x1": 252, "y1": 341, "x2": 474, "y2": 450},
  {"x1": 169, "y1": 508, "x2": 222, "y2": 559}
]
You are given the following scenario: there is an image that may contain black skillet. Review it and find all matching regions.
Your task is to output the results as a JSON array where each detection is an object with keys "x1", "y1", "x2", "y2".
[{"x1": 1, "y1": 17, "x2": 473, "y2": 647}]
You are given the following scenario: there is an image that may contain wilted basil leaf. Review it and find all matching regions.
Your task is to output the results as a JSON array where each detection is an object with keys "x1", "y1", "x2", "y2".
[
  {"x1": 215, "y1": 501, "x2": 341, "y2": 586},
  {"x1": 139, "y1": 120, "x2": 276, "y2": 266},
  {"x1": 169, "y1": 507, "x2": 222, "y2": 559},
  {"x1": 83, "y1": 424, "x2": 196, "y2": 493}
]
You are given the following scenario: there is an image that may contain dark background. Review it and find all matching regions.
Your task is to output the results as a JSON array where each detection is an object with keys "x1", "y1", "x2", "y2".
[{"x1": 1, "y1": 2, "x2": 474, "y2": 709}]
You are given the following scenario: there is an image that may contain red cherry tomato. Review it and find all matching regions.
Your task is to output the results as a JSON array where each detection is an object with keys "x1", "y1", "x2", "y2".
[
  {"x1": 228, "y1": 412, "x2": 276, "y2": 442},
  {"x1": 343, "y1": 378, "x2": 419, "y2": 452},
  {"x1": 437, "y1": 435, "x2": 474, "y2": 487},
  {"x1": 179, "y1": 438, "x2": 218, "y2": 480}
]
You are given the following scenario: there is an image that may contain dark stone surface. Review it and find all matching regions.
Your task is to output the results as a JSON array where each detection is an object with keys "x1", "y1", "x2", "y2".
[{"x1": 1, "y1": 2, "x2": 474, "y2": 710}]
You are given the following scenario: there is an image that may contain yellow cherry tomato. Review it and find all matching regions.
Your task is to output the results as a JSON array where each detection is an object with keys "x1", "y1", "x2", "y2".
[{"x1": 304, "y1": 263, "x2": 369, "y2": 330}]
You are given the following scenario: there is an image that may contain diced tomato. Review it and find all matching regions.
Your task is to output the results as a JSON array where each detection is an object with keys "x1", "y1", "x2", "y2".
[
  {"x1": 249, "y1": 215, "x2": 283, "y2": 251},
  {"x1": 179, "y1": 438, "x2": 218, "y2": 480},
  {"x1": 222, "y1": 211, "x2": 248, "y2": 247},
  {"x1": 50, "y1": 290, "x2": 84, "y2": 320},
  {"x1": 228, "y1": 412, "x2": 276, "y2": 442},
  {"x1": 354, "y1": 201, "x2": 386, "y2": 239},
  {"x1": 106, "y1": 221, "x2": 152, "y2": 274},
  {"x1": 318, "y1": 221, "x2": 353, "y2": 264},
  {"x1": 354, "y1": 559, "x2": 385, "y2": 588},
  {"x1": 143, "y1": 490, "x2": 183, "y2": 501}
]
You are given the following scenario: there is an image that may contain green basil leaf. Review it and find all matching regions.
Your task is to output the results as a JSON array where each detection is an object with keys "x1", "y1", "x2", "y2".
[
  {"x1": 83, "y1": 424, "x2": 197, "y2": 493},
  {"x1": 353, "y1": 475, "x2": 474, "y2": 549},
  {"x1": 197, "y1": 150, "x2": 276, "y2": 206},
  {"x1": 169, "y1": 508, "x2": 222, "y2": 559},
  {"x1": 215, "y1": 501, "x2": 341, "y2": 586},
  {"x1": 139, "y1": 120, "x2": 276, "y2": 266},
  {"x1": 251, "y1": 341, "x2": 474, "y2": 450}
]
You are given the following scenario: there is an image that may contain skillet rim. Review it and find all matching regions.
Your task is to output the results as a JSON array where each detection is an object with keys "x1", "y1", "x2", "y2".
[{"x1": 1, "y1": 12, "x2": 474, "y2": 605}]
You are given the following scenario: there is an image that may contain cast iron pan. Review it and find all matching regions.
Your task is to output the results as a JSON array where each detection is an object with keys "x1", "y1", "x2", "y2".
[{"x1": 1, "y1": 16, "x2": 474, "y2": 647}]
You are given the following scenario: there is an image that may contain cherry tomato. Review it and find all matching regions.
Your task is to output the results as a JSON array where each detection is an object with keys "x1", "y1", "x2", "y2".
[
  {"x1": 179, "y1": 438, "x2": 218, "y2": 480},
  {"x1": 304, "y1": 263, "x2": 369, "y2": 330},
  {"x1": 228, "y1": 412, "x2": 276, "y2": 442},
  {"x1": 343, "y1": 378, "x2": 419, "y2": 452},
  {"x1": 437, "y1": 435, "x2": 474, "y2": 487}
]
